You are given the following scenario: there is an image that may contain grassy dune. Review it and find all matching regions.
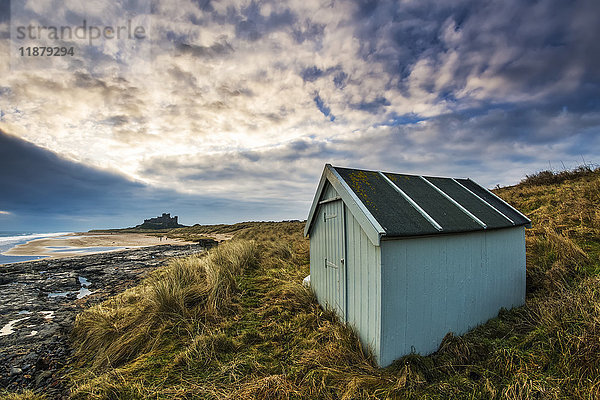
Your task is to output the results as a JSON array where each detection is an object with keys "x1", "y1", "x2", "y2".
[{"x1": 14, "y1": 167, "x2": 599, "y2": 399}]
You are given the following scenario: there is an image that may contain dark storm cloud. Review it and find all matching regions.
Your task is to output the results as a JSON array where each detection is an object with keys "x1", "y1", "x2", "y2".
[
  {"x1": 351, "y1": 0, "x2": 452, "y2": 79},
  {"x1": 338, "y1": 0, "x2": 600, "y2": 161},
  {"x1": 0, "y1": 130, "x2": 291, "y2": 230},
  {"x1": 277, "y1": 138, "x2": 353, "y2": 163},
  {"x1": 374, "y1": 104, "x2": 600, "y2": 180},
  {"x1": 456, "y1": 0, "x2": 600, "y2": 86},
  {"x1": 0, "y1": 0, "x2": 9, "y2": 23},
  {"x1": 350, "y1": 0, "x2": 600, "y2": 97},
  {"x1": 141, "y1": 137, "x2": 349, "y2": 183},
  {"x1": 0, "y1": 129, "x2": 143, "y2": 216},
  {"x1": 428, "y1": 107, "x2": 599, "y2": 146}
]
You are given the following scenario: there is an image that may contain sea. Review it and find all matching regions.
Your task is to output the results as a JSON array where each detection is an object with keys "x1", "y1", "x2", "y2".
[{"x1": 0, "y1": 231, "x2": 72, "y2": 265}]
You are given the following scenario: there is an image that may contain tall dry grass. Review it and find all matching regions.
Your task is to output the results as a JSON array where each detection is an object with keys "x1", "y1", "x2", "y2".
[
  {"x1": 520, "y1": 164, "x2": 599, "y2": 186},
  {"x1": 0, "y1": 390, "x2": 46, "y2": 400},
  {"x1": 66, "y1": 168, "x2": 600, "y2": 399},
  {"x1": 527, "y1": 226, "x2": 589, "y2": 293},
  {"x1": 71, "y1": 239, "x2": 258, "y2": 373}
]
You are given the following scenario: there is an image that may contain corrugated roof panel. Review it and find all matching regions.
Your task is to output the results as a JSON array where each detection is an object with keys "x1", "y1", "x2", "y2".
[
  {"x1": 424, "y1": 177, "x2": 512, "y2": 229},
  {"x1": 384, "y1": 173, "x2": 483, "y2": 233},
  {"x1": 306, "y1": 166, "x2": 530, "y2": 239},
  {"x1": 455, "y1": 179, "x2": 531, "y2": 226},
  {"x1": 334, "y1": 167, "x2": 440, "y2": 236}
]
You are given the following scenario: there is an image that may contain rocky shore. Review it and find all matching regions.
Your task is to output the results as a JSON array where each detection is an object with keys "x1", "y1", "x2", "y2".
[{"x1": 0, "y1": 244, "x2": 206, "y2": 398}]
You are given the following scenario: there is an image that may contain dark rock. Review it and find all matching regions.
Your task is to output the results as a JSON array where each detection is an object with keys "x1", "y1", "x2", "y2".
[{"x1": 0, "y1": 244, "x2": 205, "y2": 395}]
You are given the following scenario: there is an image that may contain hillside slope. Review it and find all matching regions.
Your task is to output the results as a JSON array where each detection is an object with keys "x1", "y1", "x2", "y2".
[{"x1": 7, "y1": 168, "x2": 599, "y2": 399}]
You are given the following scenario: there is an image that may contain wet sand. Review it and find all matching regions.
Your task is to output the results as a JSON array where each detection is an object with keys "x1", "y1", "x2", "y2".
[{"x1": 3, "y1": 232, "x2": 194, "y2": 259}]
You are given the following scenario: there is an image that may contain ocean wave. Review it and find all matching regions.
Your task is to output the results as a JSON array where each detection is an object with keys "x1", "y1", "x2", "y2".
[{"x1": 0, "y1": 232, "x2": 72, "y2": 246}]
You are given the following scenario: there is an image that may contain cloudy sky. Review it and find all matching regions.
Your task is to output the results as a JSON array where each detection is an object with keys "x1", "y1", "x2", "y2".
[{"x1": 0, "y1": 0, "x2": 599, "y2": 231}]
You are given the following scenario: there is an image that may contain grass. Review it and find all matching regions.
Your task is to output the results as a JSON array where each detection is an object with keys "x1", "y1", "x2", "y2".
[
  {"x1": 25, "y1": 167, "x2": 599, "y2": 398},
  {"x1": 70, "y1": 239, "x2": 259, "y2": 373},
  {"x1": 497, "y1": 166, "x2": 600, "y2": 286},
  {"x1": 519, "y1": 164, "x2": 599, "y2": 186},
  {"x1": 166, "y1": 220, "x2": 304, "y2": 243},
  {"x1": 0, "y1": 390, "x2": 46, "y2": 400}
]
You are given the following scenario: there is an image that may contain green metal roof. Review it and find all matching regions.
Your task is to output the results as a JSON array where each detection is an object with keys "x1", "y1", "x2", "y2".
[{"x1": 305, "y1": 165, "x2": 531, "y2": 242}]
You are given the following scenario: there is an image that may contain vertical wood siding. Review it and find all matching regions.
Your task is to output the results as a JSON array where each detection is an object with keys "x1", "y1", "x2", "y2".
[
  {"x1": 310, "y1": 183, "x2": 350, "y2": 318},
  {"x1": 344, "y1": 206, "x2": 382, "y2": 361},
  {"x1": 379, "y1": 227, "x2": 526, "y2": 366},
  {"x1": 322, "y1": 198, "x2": 346, "y2": 317},
  {"x1": 309, "y1": 183, "x2": 338, "y2": 308},
  {"x1": 309, "y1": 182, "x2": 383, "y2": 362}
]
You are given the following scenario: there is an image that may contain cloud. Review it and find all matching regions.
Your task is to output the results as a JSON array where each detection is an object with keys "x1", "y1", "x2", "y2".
[
  {"x1": 0, "y1": 128, "x2": 160, "y2": 216},
  {"x1": 0, "y1": 1, "x2": 9, "y2": 23},
  {"x1": 0, "y1": 130, "x2": 304, "y2": 230},
  {"x1": 0, "y1": 0, "x2": 599, "y2": 229}
]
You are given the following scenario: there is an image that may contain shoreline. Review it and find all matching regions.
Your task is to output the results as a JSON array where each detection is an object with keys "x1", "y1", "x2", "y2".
[
  {"x1": 0, "y1": 243, "x2": 206, "y2": 395},
  {"x1": 2, "y1": 232, "x2": 195, "y2": 261}
]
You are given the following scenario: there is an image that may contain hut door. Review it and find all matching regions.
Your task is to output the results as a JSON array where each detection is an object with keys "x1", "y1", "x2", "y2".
[{"x1": 323, "y1": 199, "x2": 347, "y2": 320}]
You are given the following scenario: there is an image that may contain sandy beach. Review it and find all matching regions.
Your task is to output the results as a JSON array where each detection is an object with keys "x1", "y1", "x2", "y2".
[{"x1": 3, "y1": 232, "x2": 195, "y2": 259}]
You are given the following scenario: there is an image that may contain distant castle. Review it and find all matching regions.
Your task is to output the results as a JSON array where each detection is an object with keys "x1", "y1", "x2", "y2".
[{"x1": 136, "y1": 213, "x2": 184, "y2": 229}]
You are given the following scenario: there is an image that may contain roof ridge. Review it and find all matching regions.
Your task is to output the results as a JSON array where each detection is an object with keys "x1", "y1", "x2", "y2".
[{"x1": 332, "y1": 165, "x2": 463, "y2": 181}]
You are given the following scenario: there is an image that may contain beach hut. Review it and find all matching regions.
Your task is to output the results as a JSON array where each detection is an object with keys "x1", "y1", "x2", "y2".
[{"x1": 304, "y1": 165, "x2": 531, "y2": 367}]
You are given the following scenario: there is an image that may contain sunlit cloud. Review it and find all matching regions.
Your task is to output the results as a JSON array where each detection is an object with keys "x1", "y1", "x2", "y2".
[{"x1": 1, "y1": 0, "x2": 599, "y2": 228}]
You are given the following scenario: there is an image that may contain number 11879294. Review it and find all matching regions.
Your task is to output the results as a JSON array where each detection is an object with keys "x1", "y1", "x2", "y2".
[{"x1": 19, "y1": 47, "x2": 75, "y2": 56}]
